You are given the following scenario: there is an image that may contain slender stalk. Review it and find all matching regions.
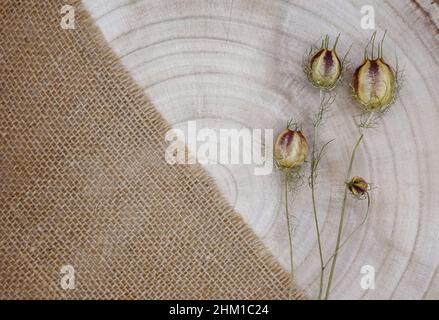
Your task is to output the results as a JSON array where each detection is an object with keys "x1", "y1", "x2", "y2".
[
  {"x1": 284, "y1": 172, "x2": 295, "y2": 299},
  {"x1": 310, "y1": 123, "x2": 325, "y2": 300},
  {"x1": 324, "y1": 132, "x2": 363, "y2": 299},
  {"x1": 310, "y1": 90, "x2": 333, "y2": 299},
  {"x1": 324, "y1": 112, "x2": 374, "y2": 299}
]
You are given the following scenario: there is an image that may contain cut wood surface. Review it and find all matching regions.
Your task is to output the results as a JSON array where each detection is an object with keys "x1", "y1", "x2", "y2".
[{"x1": 83, "y1": 0, "x2": 439, "y2": 299}]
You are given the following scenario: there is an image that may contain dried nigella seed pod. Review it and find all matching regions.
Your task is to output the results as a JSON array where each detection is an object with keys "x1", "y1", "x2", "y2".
[
  {"x1": 353, "y1": 31, "x2": 399, "y2": 112},
  {"x1": 347, "y1": 176, "x2": 369, "y2": 198},
  {"x1": 305, "y1": 35, "x2": 344, "y2": 91},
  {"x1": 274, "y1": 127, "x2": 308, "y2": 169}
]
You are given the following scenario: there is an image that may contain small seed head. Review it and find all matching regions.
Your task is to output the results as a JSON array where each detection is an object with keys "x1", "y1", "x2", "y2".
[{"x1": 347, "y1": 176, "x2": 369, "y2": 198}]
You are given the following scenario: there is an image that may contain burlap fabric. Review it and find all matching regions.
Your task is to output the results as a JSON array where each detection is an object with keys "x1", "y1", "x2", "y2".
[{"x1": 0, "y1": 0, "x2": 300, "y2": 299}]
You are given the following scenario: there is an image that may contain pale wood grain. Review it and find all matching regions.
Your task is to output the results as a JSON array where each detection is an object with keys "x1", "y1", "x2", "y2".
[{"x1": 83, "y1": 0, "x2": 439, "y2": 299}]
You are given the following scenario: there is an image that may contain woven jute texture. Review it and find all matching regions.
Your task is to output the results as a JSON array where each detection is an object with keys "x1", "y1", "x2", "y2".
[{"x1": 0, "y1": 0, "x2": 298, "y2": 299}]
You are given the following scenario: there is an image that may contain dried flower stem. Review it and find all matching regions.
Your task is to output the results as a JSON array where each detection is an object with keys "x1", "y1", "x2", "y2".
[
  {"x1": 311, "y1": 92, "x2": 326, "y2": 299},
  {"x1": 309, "y1": 91, "x2": 335, "y2": 299},
  {"x1": 324, "y1": 112, "x2": 373, "y2": 300},
  {"x1": 284, "y1": 171, "x2": 295, "y2": 299},
  {"x1": 310, "y1": 127, "x2": 325, "y2": 300},
  {"x1": 275, "y1": 120, "x2": 308, "y2": 299}
]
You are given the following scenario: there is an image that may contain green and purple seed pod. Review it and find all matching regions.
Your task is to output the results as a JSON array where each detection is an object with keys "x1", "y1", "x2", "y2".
[
  {"x1": 353, "y1": 31, "x2": 398, "y2": 111},
  {"x1": 274, "y1": 129, "x2": 309, "y2": 169}
]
